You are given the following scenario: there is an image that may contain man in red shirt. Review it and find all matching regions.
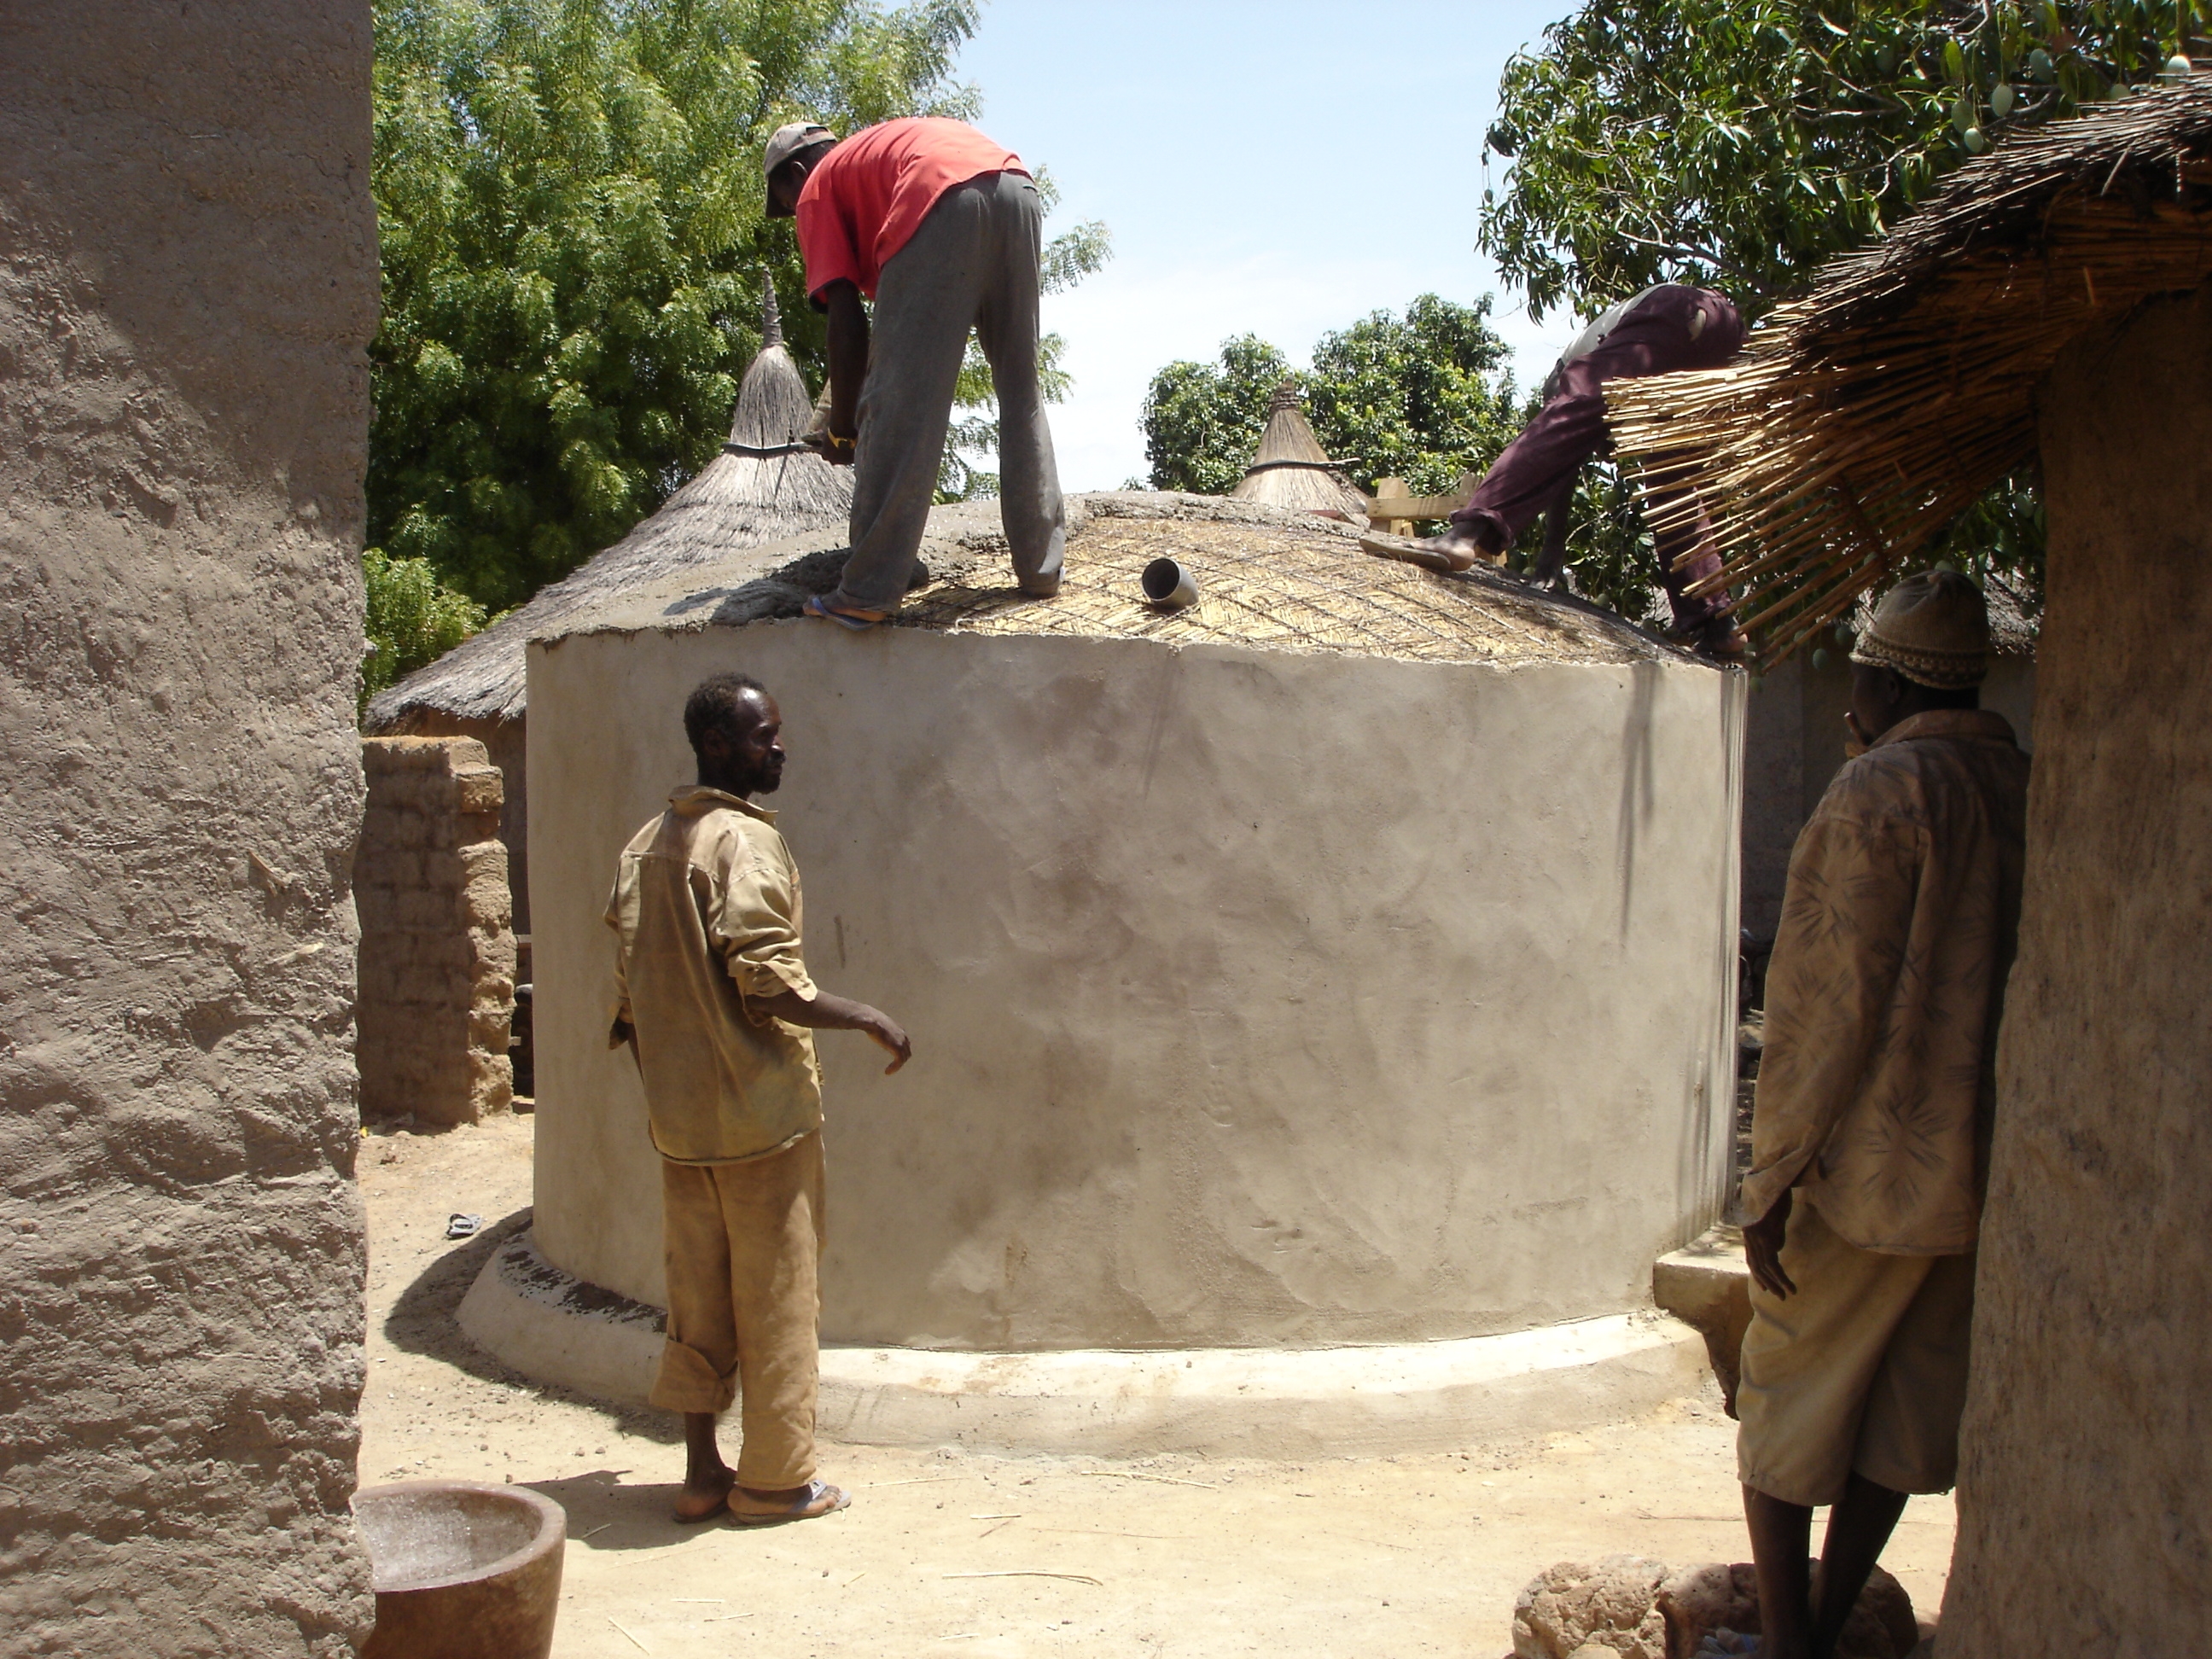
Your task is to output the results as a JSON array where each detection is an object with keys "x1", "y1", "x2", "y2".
[{"x1": 765, "y1": 118, "x2": 1063, "y2": 627}]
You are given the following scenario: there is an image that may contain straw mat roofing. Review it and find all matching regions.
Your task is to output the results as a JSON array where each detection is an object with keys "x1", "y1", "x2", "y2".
[
  {"x1": 551, "y1": 493, "x2": 1682, "y2": 668},
  {"x1": 365, "y1": 286, "x2": 853, "y2": 730},
  {"x1": 1606, "y1": 72, "x2": 2212, "y2": 664},
  {"x1": 1231, "y1": 381, "x2": 1369, "y2": 521}
]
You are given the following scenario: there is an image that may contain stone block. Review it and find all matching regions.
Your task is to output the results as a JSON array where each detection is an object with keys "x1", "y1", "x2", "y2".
[
  {"x1": 1656, "y1": 1563, "x2": 1917, "y2": 1659},
  {"x1": 1654, "y1": 1230, "x2": 1753, "y2": 1414},
  {"x1": 453, "y1": 764, "x2": 504, "y2": 814},
  {"x1": 1514, "y1": 1557, "x2": 1669, "y2": 1659}
]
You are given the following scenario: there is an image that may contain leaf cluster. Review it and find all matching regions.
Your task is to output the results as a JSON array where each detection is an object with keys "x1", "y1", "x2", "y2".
[
  {"x1": 1481, "y1": 0, "x2": 2209, "y2": 321},
  {"x1": 369, "y1": 0, "x2": 983, "y2": 613},
  {"x1": 360, "y1": 548, "x2": 492, "y2": 716},
  {"x1": 1141, "y1": 296, "x2": 1526, "y2": 497}
]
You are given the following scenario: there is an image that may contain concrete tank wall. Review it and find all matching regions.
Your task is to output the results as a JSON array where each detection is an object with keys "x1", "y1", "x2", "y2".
[
  {"x1": 1940, "y1": 281, "x2": 2212, "y2": 1654},
  {"x1": 0, "y1": 4, "x2": 378, "y2": 1653},
  {"x1": 527, "y1": 622, "x2": 1743, "y2": 1350}
]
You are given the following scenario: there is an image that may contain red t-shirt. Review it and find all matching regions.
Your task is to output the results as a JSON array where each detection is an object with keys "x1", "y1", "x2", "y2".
[{"x1": 795, "y1": 118, "x2": 1026, "y2": 300}]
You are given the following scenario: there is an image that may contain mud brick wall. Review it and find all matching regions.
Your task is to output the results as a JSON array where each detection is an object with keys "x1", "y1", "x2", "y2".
[
  {"x1": 0, "y1": 5, "x2": 379, "y2": 1653},
  {"x1": 357, "y1": 738, "x2": 516, "y2": 1125}
]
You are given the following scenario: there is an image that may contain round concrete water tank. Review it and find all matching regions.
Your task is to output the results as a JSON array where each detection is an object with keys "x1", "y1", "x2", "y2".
[{"x1": 521, "y1": 497, "x2": 1742, "y2": 1353}]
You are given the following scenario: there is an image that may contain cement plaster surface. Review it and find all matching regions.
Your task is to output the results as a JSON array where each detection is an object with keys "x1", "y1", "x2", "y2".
[
  {"x1": 458, "y1": 1225, "x2": 1711, "y2": 1455},
  {"x1": 0, "y1": 5, "x2": 378, "y2": 1653},
  {"x1": 526, "y1": 608, "x2": 1743, "y2": 1351}
]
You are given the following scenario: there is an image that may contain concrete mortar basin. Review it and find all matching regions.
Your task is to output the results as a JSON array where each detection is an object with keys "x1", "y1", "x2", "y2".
[{"x1": 354, "y1": 1481, "x2": 565, "y2": 1659}]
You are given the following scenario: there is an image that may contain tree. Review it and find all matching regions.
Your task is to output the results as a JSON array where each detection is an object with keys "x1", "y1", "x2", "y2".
[
  {"x1": 370, "y1": 0, "x2": 1109, "y2": 615},
  {"x1": 360, "y1": 549, "x2": 489, "y2": 715},
  {"x1": 1476, "y1": 2, "x2": 2205, "y2": 618},
  {"x1": 1141, "y1": 296, "x2": 1687, "y2": 624},
  {"x1": 1481, "y1": 0, "x2": 2209, "y2": 323}
]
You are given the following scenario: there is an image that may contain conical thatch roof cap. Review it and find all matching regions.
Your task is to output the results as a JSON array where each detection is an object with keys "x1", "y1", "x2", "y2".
[
  {"x1": 1230, "y1": 381, "x2": 1367, "y2": 518},
  {"x1": 365, "y1": 276, "x2": 854, "y2": 730}
]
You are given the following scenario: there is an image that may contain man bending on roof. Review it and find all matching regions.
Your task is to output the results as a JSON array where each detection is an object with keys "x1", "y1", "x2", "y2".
[
  {"x1": 1734, "y1": 573, "x2": 2029, "y2": 1656},
  {"x1": 1362, "y1": 282, "x2": 1748, "y2": 662},
  {"x1": 765, "y1": 117, "x2": 1063, "y2": 631}
]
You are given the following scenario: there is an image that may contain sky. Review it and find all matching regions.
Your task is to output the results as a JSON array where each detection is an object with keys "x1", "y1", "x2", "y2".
[{"x1": 953, "y1": 0, "x2": 1583, "y2": 491}]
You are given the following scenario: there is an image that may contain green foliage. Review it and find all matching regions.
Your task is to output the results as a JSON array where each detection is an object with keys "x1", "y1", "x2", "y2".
[
  {"x1": 1302, "y1": 294, "x2": 1523, "y2": 498},
  {"x1": 360, "y1": 548, "x2": 490, "y2": 714},
  {"x1": 1139, "y1": 299, "x2": 1680, "y2": 626},
  {"x1": 1476, "y1": 1, "x2": 2204, "y2": 615},
  {"x1": 1142, "y1": 298, "x2": 1522, "y2": 499},
  {"x1": 1140, "y1": 335, "x2": 1295, "y2": 497},
  {"x1": 1481, "y1": 0, "x2": 2211, "y2": 322},
  {"x1": 370, "y1": 0, "x2": 984, "y2": 612}
]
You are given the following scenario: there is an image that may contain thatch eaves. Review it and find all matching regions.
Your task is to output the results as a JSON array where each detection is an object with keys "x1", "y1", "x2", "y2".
[
  {"x1": 1230, "y1": 381, "x2": 1369, "y2": 520},
  {"x1": 365, "y1": 282, "x2": 853, "y2": 730},
  {"x1": 1604, "y1": 71, "x2": 2212, "y2": 663}
]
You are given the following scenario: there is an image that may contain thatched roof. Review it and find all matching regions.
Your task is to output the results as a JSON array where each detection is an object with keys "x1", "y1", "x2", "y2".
[
  {"x1": 1605, "y1": 70, "x2": 2212, "y2": 663},
  {"x1": 1230, "y1": 381, "x2": 1369, "y2": 520},
  {"x1": 542, "y1": 492, "x2": 1696, "y2": 669},
  {"x1": 365, "y1": 282, "x2": 853, "y2": 730}
]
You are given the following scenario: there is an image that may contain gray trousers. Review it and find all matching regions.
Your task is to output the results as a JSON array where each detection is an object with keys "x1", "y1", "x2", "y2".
[{"x1": 832, "y1": 170, "x2": 1064, "y2": 612}]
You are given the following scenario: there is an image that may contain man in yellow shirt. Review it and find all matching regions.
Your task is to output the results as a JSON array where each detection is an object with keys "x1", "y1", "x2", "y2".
[
  {"x1": 608, "y1": 672, "x2": 910, "y2": 1525},
  {"x1": 1735, "y1": 573, "x2": 2029, "y2": 1656}
]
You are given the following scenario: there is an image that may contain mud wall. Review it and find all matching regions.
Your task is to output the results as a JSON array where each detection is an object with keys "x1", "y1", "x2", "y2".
[
  {"x1": 0, "y1": 6, "x2": 378, "y2": 1655},
  {"x1": 1941, "y1": 281, "x2": 2212, "y2": 1650},
  {"x1": 375, "y1": 710, "x2": 530, "y2": 934},
  {"x1": 356, "y1": 738, "x2": 515, "y2": 1126},
  {"x1": 527, "y1": 623, "x2": 1743, "y2": 1350}
]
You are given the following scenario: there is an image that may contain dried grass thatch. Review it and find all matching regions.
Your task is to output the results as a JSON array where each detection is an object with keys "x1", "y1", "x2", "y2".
[
  {"x1": 1230, "y1": 381, "x2": 1369, "y2": 520},
  {"x1": 1605, "y1": 71, "x2": 2212, "y2": 665},
  {"x1": 550, "y1": 493, "x2": 1687, "y2": 670},
  {"x1": 365, "y1": 280, "x2": 853, "y2": 730}
]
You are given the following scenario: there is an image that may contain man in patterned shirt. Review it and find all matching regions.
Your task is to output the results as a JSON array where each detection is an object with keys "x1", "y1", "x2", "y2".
[{"x1": 1734, "y1": 573, "x2": 2030, "y2": 1658}]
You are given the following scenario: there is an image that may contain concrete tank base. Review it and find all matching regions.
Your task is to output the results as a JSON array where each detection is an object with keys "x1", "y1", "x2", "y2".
[{"x1": 460, "y1": 1229, "x2": 1712, "y2": 1458}]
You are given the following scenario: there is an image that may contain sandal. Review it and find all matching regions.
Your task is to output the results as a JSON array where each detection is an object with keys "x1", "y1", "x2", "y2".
[
  {"x1": 803, "y1": 594, "x2": 888, "y2": 631},
  {"x1": 728, "y1": 1477, "x2": 850, "y2": 1527}
]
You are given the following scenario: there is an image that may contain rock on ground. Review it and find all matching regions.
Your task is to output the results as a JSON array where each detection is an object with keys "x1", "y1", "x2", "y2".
[
  {"x1": 1656, "y1": 1561, "x2": 1919, "y2": 1659},
  {"x1": 1513, "y1": 1556, "x2": 1670, "y2": 1658}
]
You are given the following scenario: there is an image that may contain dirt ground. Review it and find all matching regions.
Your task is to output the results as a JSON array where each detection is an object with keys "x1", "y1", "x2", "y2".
[{"x1": 358, "y1": 1115, "x2": 1955, "y2": 1658}]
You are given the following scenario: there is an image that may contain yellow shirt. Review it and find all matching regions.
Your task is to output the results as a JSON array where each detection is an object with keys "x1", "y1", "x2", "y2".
[
  {"x1": 606, "y1": 786, "x2": 823, "y2": 1164},
  {"x1": 1743, "y1": 709, "x2": 2030, "y2": 1254}
]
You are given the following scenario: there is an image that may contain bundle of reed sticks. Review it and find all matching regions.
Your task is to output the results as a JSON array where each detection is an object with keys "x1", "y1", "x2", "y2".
[{"x1": 1605, "y1": 73, "x2": 2212, "y2": 665}]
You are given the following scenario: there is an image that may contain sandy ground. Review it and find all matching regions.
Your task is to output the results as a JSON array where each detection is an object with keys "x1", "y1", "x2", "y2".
[{"x1": 358, "y1": 1115, "x2": 1954, "y2": 1658}]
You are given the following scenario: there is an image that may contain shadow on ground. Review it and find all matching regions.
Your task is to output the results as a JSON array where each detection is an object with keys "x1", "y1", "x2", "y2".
[{"x1": 381, "y1": 1203, "x2": 675, "y2": 1446}]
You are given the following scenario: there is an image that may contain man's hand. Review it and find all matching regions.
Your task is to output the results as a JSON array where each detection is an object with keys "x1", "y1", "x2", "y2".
[
  {"x1": 1743, "y1": 1185, "x2": 1797, "y2": 1300},
  {"x1": 747, "y1": 986, "x2": 911, "y2": 1074},
  {"x1": 854, "y1": 1007, "x2": 911, "y2": 1074}
]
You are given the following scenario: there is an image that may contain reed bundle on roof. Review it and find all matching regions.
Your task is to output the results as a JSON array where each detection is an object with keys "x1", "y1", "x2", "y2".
[
  {"x1": 366, "y1": 279, "x2": 853, "y2": 730},
  {"x1": 1230, "y1": 380, "x2": 1368, "y2": 520},
  {"x1": 1604, "y1": 72, "x2": 2212, "y2": 665}
]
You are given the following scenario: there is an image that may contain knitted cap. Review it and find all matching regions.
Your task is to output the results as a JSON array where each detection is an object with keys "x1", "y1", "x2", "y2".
[{"x1": 1850, "y1": 570, "x2": 1990, "y2": 689}]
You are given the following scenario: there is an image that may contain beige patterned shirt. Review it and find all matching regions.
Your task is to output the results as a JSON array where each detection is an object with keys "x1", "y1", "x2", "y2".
[
  {"x1": 607, "y1": 787, "x2": 823, "y2": 1164},
  {"x1": 1743, "y1": 709, "x2": 2030, "y2": 1254}
]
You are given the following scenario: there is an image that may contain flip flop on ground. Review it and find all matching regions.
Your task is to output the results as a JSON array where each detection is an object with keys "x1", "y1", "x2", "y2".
[
  {"x1": 728, "y1": 1478, "x2": 850, "y2": 1527},
  {"x1": 803, "y1": 594, "x2": 889, "y2": 631}
]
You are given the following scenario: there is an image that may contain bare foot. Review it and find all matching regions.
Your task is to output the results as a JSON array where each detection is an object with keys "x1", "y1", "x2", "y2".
[{"x1": 672, "y1": 1466, "x2": 736, "y2": 1523}]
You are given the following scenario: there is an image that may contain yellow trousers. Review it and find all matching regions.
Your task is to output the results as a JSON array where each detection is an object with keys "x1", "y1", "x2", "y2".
[
  {"x1": 1737, "y1": 1196, "x2": 1976, "y2": 1508},
  {"x1": 652, "y1": 1132, "x2": 824, "y2": 1489}
]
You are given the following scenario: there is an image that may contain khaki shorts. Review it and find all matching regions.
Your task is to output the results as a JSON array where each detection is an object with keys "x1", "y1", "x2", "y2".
[{"x1": 1736, "y1": 1196, "x2": 1976, "y2": 1507}]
